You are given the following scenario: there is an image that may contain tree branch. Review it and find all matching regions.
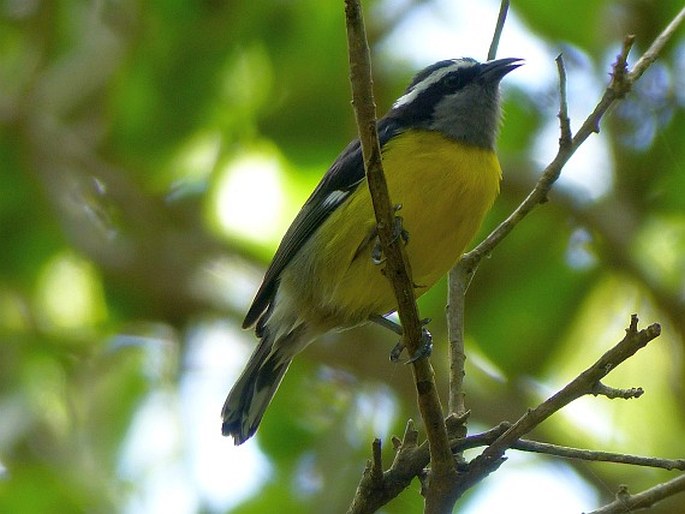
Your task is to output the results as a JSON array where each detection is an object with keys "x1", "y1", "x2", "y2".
[
  {"x1": 452, "y1": 315, "x2": 661, "y2": 498},
  {"x1": 446, "y1": 0, "x2": 511, "y2": 446},
  {"x1": 511, "y1": 439, "x2": 685, "y2": 471},
  {"x1": 348, "y1": 316, "x2": 672, "y2": 512},
  {"x1": 446, "y1": 53, "x2": 573, "y2": 382},
  {"x1": 462, "y1": 3, "x2": 685, "y2": 268},
  {"x1": 445, "y1": 4, "x2": 683, "y2": 502},
  {"x1": 487, "y1": 0, "x2": 510, "y2": 61},
  {"x1": 585, "y1": 475, "x2": 685, "y2": 514},
  {"x1": 347, "y1": 3, "x2": 685, "y2": 512},
  {"x1": 627, "y1": 5, "x2": 685, "y2": 84},
  {"x1": 343, "y1": 2, "x2": 457, "y2": 512}
]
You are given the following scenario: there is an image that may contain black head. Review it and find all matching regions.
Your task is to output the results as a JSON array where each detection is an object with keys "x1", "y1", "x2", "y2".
[{"x1": 388, "y1": 57, "x2": 522, "y2": 148}]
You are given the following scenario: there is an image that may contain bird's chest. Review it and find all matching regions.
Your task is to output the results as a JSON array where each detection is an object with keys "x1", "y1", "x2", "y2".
[
  {"x1": 381, "y1": 132, "x2": 502, "y2": 279},
  {"x1": 283, "y1": 131, "x2": 501, "y2": 325}
]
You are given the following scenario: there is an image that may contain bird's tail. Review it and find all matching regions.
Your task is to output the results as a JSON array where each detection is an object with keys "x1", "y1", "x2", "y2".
[{"x1": 221, "y1": 327, "x2": 303, "y2": 445}]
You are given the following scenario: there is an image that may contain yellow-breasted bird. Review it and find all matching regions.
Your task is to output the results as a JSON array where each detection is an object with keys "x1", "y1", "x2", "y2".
[{"x1": 222, "y1": 57, "x2": 522, "y2": 444}]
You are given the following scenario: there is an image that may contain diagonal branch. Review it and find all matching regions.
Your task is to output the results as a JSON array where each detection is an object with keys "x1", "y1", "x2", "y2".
[
  {"x1": 452, "y1": 315, "x2": 661, "y2": 498},
  {"x1": 463, "y1": 4, "x2": 685, "y2": 272},
  {"x1": 585, "y1": 475, "x2": 685, "y2": 514},
  {"x1": 487, "y1": 0, "x2": 510, "y2": 61},
  {"x1": 446, "y1": 4, "x2": 685, "y2": 494}
]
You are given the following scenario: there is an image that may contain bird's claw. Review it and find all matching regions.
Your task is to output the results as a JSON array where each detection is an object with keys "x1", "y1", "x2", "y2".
[
  {"x1": 388, "y1": 319, "x2": 433, "y2": 363},
  {"x1": 371, "y1": 205, "x2": 409, "y2": 265},
  {"x1": 389, "y1": 341, "x2": 404, "y2": 363},
  {"x1": 406, "y1": 328, "x2": 433, "y2": 363}
]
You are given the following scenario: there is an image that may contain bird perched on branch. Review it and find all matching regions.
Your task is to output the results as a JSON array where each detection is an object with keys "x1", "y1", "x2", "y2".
[{"x1": 222, "y1": 56, "x2": 522, "y2": 444}]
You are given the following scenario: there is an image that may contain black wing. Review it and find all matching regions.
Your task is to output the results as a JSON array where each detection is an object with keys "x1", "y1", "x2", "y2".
[{"x1": 243, "y1": 118, "x2": 403, "y2": 330}]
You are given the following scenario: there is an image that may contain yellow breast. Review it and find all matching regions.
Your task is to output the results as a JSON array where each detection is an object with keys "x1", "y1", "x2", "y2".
[{"x1": 281, "y1": 129, "x2": 502, "y2": 330}]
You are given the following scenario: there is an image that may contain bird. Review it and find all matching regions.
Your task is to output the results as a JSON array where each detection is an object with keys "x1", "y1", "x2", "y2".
[{"x1": 222, "y1": 56, "x2": 522, "y2": 444}]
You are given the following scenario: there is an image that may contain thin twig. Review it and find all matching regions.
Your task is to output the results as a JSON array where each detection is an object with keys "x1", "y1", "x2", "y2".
[
  {"x1": 555, "y1": 54, "x2": 572, "y2": 149},
  {"x1": 347, "y1": 445, "x2": 385, "y2": 514},
  {"x1": 591, "y1": 381, "x2": 644, "y2": 399},
  {"x1": 371, "y1": 438, "x2": 383, "y2": 482},
  {"x1": 459, "y1": 4, "x2": 685, "y2": 268},
  {"x1": 628, "y1": 5, "x2": 685, "y2": 83},
  {"x1": 446, "y1": 264, "x2": 469, "y2": 419},
  {"x1": 512, "y1": 439, "x2": 685, "y2": 471},
  {"x1": 460, "y1": 45, "x2": 575, "y2": 269},
  {"x1": 487, "y1": 0, "x2": 510, "y2": 60},
  {"x1": 347, "y1": 421, "x2": 421, "y2": 514}
]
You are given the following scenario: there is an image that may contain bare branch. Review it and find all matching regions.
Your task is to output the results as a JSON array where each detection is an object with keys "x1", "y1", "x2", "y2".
[
  {"x1": 347, "y1": 421, "x2": 422, "y2": 514},
  {"x1": 343, "y1": 1, "x2": 457, "y2": 512},
  {"x1": 371, "y1": 438, "x2": 383, "y2": 482},
  {"x1": 461, "y1": 49, "x2": 572, "y2": 268},
  {"x1": 447, "y1": 49, "x2": 571, "y2": 442},
  {"x1": 446, "y1": 264, "x2": 470, "y2": 419},
  {"x1": 462, "y1": 5, "x2": 685, "y2": 271},
  {"x1": 451, "y1": 315, "x2": 661, "y2": 499},
  {"x1": 487, "y1": 0, "x2": 510, "y2": 60},
  {"x1": 628, "y1": 5, "x2": 685, "y2": 83},
  {"x1": 591, "y1": 381, "x2": 644, "y2": 400},
  {"x1": 349, "y1": 316, "x2": 668, "y2": 512},
  {"x1": 586, "y1": 475, "x2": 685, "y2": 514},
  {"x1": 512, "y1": 440, "x2": 685, "y2": 471},
  {"x1": 447, "y1": 0, "x2": 511, "y2": 453},
  {"x1": 555, "y1": 54, "x2": 572, "y2": 149}
]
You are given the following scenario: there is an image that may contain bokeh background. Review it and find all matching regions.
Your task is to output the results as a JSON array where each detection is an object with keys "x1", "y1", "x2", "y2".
[{"x1": 2, "y1": 0, "x2": 685, "y2": 512}]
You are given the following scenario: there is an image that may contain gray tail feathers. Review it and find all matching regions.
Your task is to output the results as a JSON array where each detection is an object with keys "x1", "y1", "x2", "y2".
[{"x1": 221, "y1": 329, "x2": 296, "y2": 445}]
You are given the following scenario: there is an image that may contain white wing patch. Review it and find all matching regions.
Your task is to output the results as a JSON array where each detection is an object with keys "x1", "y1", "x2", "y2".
[{"x1": 321, "y1": 189, "x2": 350, "y2": 210}]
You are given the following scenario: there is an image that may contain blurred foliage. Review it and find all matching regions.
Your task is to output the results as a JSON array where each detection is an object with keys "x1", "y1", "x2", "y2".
[{"x1": 1, "y1": 1, "x2": 685, "y2": 513}]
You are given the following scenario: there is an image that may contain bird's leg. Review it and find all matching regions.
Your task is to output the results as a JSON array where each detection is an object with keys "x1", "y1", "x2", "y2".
[
  {"x1": 369, "y1": 314, "x2": 403, "y2": 334},
  {"x1": 369, "y1": 315, "x2": 433, "y2": 363},
  {"x1": 371, "y1": 204, "x2": 409, "y2": 265},
  {"x1": 391, "y1": 203, "x2": 410, "y2": 246}
]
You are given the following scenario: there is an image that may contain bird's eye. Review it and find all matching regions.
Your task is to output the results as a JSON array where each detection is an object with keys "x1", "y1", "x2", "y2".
[{"x1": 444, "y1": 74, "x2": 463, "y2": 90}]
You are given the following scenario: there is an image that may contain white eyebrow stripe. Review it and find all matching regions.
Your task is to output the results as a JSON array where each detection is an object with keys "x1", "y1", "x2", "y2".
[
  {"x1": 392, "y1": 61, "x2": 469, "y2": 109},
  {"x1": 321, "y1": 189, "x2": 350, "y2": 210}
]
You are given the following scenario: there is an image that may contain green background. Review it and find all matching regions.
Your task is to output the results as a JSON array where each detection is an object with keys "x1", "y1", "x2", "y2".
[{"x1": 1, "y1": 0, "x2": 685, "y2": 512}]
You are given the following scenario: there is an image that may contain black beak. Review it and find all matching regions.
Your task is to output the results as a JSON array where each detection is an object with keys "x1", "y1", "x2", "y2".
[{"x1": 479, "y1": 57, "x2": 524, "y2": 82}]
